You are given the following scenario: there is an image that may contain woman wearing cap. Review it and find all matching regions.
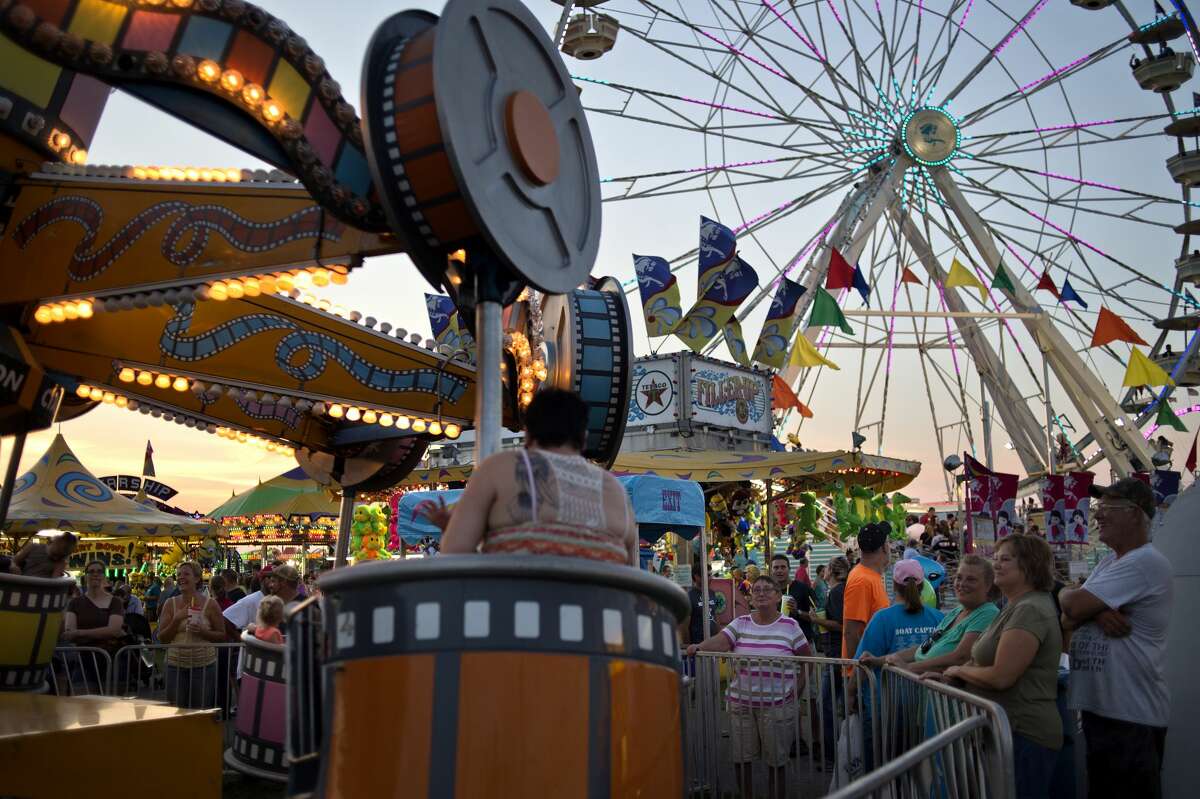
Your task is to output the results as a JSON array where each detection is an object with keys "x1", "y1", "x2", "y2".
[
  {"x1": 860, "y1": 555, "x2": 998, "y2": 674},
  {"x1": 940, "y1": 535, "x2": 1063, "y2": 799},
  {"x1": 854, "y1": 559, "x2": 944, "y2": 664}
]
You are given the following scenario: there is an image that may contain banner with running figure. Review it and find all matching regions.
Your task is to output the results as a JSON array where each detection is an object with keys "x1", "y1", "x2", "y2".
[
  {"x1": 697, "y1": 216, "x2": 737, "y2": 299},
  {"x1": 632, "y1": 254, "x2": 683, "y2": 337},
  {"x1": 751, "y1": 276, "x2": 807, "y2": 369},
  {"x1": 424, "y1": 294, "x2": 473, "y2": 352},
  {"x1": 674, "y1": 256, "x2": 759, "y2": 352}
]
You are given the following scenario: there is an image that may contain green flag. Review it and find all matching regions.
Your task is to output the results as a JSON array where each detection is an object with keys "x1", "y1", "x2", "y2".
[
  {"x1": 991, "y1": 264, "x2": 1016, "y2": 292},
  {"x1": 1155, "y1": 402, "x2": 1188, "y2": 432},
  {"x1": 807, "y1": 287, "x2": 854, "y2": 335}
]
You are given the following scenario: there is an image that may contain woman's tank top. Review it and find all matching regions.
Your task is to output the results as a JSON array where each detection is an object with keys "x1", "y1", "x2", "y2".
[
  {"x1": 165, "y1": 595, "x2": 218, "y2": 668},
  {"x1": 482, "y1": 449, "x2": 629, "y2": 563}
]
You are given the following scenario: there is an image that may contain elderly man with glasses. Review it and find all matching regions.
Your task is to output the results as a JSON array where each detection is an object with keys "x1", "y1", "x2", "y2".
[{"x1": 1060, "y1": 478, "x2": 1173, "y2": 799}]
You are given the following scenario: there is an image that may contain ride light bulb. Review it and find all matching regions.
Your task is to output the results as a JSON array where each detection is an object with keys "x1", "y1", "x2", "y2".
[
  {"x1": 118, "y1": 368, "x2": 136, "y2": 383},
  {"x1": 70, "y1": 149, "x2": 88, "y2": 165},
  {"x1": 328, "y1": 404, "x2": 344, "y2": 419},
  {"x1": 445, "y1": 424, "x2": 461, "y2": 439},
  {"x1": 225, "y1": 280, "x2": 244, "y2": 299},
  {"x1": 198, "y1": 61, "x2": 220, "y2": 82},
  {"x1": 50, "y1": 305, "x2": 66, "y2": 323},
  {"x1": 75, "y1": 385, "x2": 91, "y2": 399},
  {"x1": 345, "y1": 407, "x2": 362, "y2": 422},
  {"x1": 411, "y1": 419, "x2": 427, "y2": 433},
  {"x1": 77, "y1": 300, "x2": 93, "y2": 318},
  {"x1": 89, "y1": 387, "x2": 103, "y2": 401},
  {"x1": 362, "y1": 410, "x2": 378, "y2": 424},
  {"x1": 220, "y1": 70, "x2": 244, "y2": 92},
  {"x1": 172, "y1": 377, "x2": 189, "y2": 392},
  {"x1": 263, "y1": 101, "x2": 284, "y2": 122},
  {"x1": 34, "y1": 306, "x2": 53, "y2": 324},
  {"x1": 429, "y1": 421, "x2": 443, "y2": 437},
  {"x1": 242, "y1": 84, "x2": 264, "y2": 106},
  {"x1": 395, "y1": 416, "x2": 410, "y2": 430},
  {"x1": 379, "y1": 413, "x2": 394, "y2": 427},
  {"x1": 136, "y1": 371, "x2": 153, "y2": 386},
  {"x1": 208, "y1": 282, "x2": 228, "y2": 301},
  {"x1": 154, "y1": 374, "x2": 171, "y2": 389},
  {"x1": 115, "y1": 396, "x2": 128, "y2": 408}
]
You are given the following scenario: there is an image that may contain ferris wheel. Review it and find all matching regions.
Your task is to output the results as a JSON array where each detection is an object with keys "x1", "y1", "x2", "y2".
[{"x1": 551, "y1": 0, "x2": 1200, "y2": 495}]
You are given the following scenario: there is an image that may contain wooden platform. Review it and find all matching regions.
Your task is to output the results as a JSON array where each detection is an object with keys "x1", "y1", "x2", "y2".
[{"x1": 0, "y1": 694, "x2": 222, "y2": 798}]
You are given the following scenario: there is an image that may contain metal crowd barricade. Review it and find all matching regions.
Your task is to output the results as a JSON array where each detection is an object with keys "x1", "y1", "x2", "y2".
[
  {"x1": 684, "y1": 651, "x2": 882, "y2": 796},
  {"x1": 284, "y1": 595, "x2": 324, "y2": 794},
  {"x1": 49, "y1": 646, "x2": 113, "y2": 696},
  {"x1": 108, "y1": 642, "x2": 245, "y2": 747},
  {"x1": 829, "y1": 665, "x2": 1015, "y2": 799}
]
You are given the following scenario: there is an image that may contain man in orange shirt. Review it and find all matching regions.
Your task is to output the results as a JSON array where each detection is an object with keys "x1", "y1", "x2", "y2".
[{"x1": 842, "y1": 522, "x2": 891, "y2": 660}]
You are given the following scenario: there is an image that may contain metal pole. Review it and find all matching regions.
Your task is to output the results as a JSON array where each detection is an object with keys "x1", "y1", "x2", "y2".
[
  {"x1": 699, "y1": 523, "x2": 711, "y2": 640},
  {"x1": 764, "y1": 480, "x2": 773, "y2": 558},
  {"x1": 333, "y1": 492, "x2": 355, "y2": 568},
  {"x1": 982, "y1": 392, "x2": 994, "y2": 470},
  {"x1": 1043, "y1": 355, "x2": 1056, "y2": 477},
  {"x1": 475, "y1": 299, "x2": 504, "y2": 461},
  {"x1": 0, "y1": 429, "x2": 26, "y2": 530}
]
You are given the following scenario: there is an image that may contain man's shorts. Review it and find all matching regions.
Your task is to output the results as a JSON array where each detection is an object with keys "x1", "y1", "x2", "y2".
[{"x1": 730, "y1": 701, "x2": 798, "y2": 767}]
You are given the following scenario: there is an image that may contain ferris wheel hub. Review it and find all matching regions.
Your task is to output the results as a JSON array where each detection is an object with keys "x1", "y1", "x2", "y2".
[{"x1": 899, "y1": 107, "x2": 960, "y2": 168}]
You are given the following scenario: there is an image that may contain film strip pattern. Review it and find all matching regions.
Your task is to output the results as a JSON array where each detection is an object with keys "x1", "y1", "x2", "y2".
[
  {"x1": 14, "y1": 195, "x2": 343, "y2": 280},
  {"x1": 568, "y1": 288, "x2": 631, "y2": 468},
  {"x1": 0, "y1": 0, "x2": 386, "y2": 229},
  {"x1": 0, "y1": 577, "x2": 71, "y2": 691},
  {"x1": 324, "y1": 576, "x2": 682, "y2": 671},
  {"x1": 227, "y1": 637, "x2": 287, "y2": 777}
]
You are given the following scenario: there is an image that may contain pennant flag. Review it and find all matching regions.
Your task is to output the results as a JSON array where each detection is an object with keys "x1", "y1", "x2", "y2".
[
  {"x1": 698, "y1": 216, "x2": 737, "y2": 299},
  {"x1": 723, "y1": 318, "x2": 751, "y2": 366},
  {"x1": 851, "y1": 265, "x2": 871, "y2": 305},
  {"x1": 826, "y1": 248, "x2": 855, "y2": 290},
  {"x1": 632, "y1": 254, "x2": 683, "y2": 337},
  {"x1": 807, "y1": 287, "x2": 854, "y2": 335},
  {"x1": 1036, "y1": 270, "x2": 1060, "y2": 299},
  {"x1": 1155, "y1": 402, "x2": 1188, "y2": 433},
  {"x1": 751, "y1": 277, "x2": 807, "y2": 368},
  {"x1": 900, "y1": 266, "x2": 923, "y2": 285},
  {"x1": 1186, "y1": 430, "x2": 1198, "y2": 472},
  {"x1": 675, "y1": 256, "x2": 759, "y2": 352},
  {"x1": 1090, "y1": 307, "x2": 1148, "y2": 348},
  {"x1": 945, "y1": 258, "x2": 988, "y2": 301},
  {"x1": 772, "y1": 375, "x2": 813, "y2": 417},
  {"x1": 788, "y1": 330, "x2": 840, "y2": 370},
  {"x1": 1123, "y1": 347, "x2": 1175, "y2": 388},
  {"x1": 963, "y1": 453, "x2": 995, "y2": 478},
  {"x1": 991, "y1": 264, "x2": 1016, "y2": 293},
  {"x1": 1060, "y1": 279, "x2": 1088, "y2": 308},
  {"x1": 142, "y1": 440, "x2": 156, "y2": 478},
  {"x1": 425, "y1": 294, "x2": 474, "y2": 351}
]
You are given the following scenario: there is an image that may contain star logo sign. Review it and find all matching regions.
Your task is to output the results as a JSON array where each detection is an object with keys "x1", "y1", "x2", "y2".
[{"x1": 641, "y1": 379, "x2": 668, "y2": 409}]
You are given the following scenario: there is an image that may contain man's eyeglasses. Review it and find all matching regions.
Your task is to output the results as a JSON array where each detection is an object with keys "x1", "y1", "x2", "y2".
[
  {"x1": 918, "y1": 627, "x2": 947, "y2": 654},
  {"x1": 750, "y1": 587, "x2": 779, "y2": 596}
]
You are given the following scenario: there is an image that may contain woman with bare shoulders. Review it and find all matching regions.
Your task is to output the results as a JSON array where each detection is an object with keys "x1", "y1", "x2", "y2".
[{"x1": 430, "y1": 389, "x2": 638, "y2": 565}]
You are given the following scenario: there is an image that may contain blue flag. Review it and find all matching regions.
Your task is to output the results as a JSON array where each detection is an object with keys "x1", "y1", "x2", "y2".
[
  {"x1": 676, "y1": 256, "x2": 759, "y2": 352},
  {"x1": 632, "y1": 254, "x2": 683, "y2": 337},
  {"x1": 852, "y1": 264, "x2": 871, "y2": 305},
  {"x1": 1060, "y1": 278, "x2": 1088, "y2": 308},
  {"x1": 425, "y1": 294, "x2": 473, "y2": 351},
  {"x1": 752, "y1": 277, "x2": 807, "y2": 369},
  {"x1": 698, "y1": 216, "x2": 737, "y2": 299}
]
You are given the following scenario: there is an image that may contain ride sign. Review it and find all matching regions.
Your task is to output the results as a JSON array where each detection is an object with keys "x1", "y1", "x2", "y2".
[{"x1": 0, "y1": 326, "x2": 62, "y2": 435}]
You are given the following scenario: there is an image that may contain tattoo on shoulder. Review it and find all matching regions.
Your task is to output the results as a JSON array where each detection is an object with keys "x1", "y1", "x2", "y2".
[{"x1": 509, "y1": 452, "x2": 558, "y2": 520}]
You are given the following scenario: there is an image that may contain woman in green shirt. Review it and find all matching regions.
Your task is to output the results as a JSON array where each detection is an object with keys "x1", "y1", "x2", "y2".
[{"x1": 860, "y1": 554, "x2": 999, "y2": 674}]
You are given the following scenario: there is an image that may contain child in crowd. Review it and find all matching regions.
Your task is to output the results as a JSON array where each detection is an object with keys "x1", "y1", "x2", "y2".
[{"x1": 253, "y1": 595, "x2": 285, "y2": 645}]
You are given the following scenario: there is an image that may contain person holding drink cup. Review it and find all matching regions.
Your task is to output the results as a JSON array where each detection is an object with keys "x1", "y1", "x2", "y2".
[{"x1": 158, "y1": 561, "x2": 224, "y2": 709}]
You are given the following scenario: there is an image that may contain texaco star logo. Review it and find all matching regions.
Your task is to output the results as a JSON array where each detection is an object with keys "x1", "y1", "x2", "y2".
[{"x1": 635, "y1": 370, "x2": 673, "y2": 416}]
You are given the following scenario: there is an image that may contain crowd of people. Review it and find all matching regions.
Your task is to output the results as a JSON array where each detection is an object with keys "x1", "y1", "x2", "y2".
[{"x1": 681, "y1": 477, "x2": 1173, "y2": 799}]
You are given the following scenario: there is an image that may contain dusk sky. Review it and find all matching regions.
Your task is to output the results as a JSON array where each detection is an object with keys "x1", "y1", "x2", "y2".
[{"x1": 6, "y1": 0, "x2": 1197, "y2": 511}]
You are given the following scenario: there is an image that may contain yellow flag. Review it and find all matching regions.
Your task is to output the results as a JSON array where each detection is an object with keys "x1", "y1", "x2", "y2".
[
  {"x1": 788, "y1": 330, "x2": 840, "y2": 370},
  {"x1": 1122, "y1": 347, "x2": 1175, "y2": 388},
  {"x1": 945, "y1": 258, "x2": 988, "y2": 301}
]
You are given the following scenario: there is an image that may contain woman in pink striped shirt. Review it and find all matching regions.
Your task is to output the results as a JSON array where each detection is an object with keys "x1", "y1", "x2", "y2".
[{"x1": 688, "y1": 575, "x2": 811, "y2": 798}]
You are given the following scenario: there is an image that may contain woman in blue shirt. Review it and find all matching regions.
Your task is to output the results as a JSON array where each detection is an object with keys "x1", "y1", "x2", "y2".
[{"x1": 855, "y1": 558, "x2": 944, "y2": 661}]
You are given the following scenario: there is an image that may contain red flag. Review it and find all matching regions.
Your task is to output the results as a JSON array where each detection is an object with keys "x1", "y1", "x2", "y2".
[
  {"x1": 142, "y1": 440, "x2": 156, "y2": 478},
  {"x1": 1187, "y1": 430, "x2": 1198, "y2": 473},
  {"x1": 826, "y1": 248, "x2": 855, "y2": 290},
  {"x1": 900, "y1": 267, "x2": 923, "y2": 285},
  {"x1": 1090, "y1": 306, "x2": 1148, "y2": 348},
  {"x1": 1036, "y1": 271, "x2": 1060, "y2": 299},
  {"x1": 771, "y1": 375, "x2": 813, "y2": 417}
]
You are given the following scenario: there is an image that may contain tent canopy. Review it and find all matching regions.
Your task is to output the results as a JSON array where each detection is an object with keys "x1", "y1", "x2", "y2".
[
  {"x1": 3, "y1": 435, "x2": 215, "y2": 538},
  {"x1": 618, "y1": 475, "x2": 704, "y2": 541},
  {"x1": 208, "y1": 467, "x2": 340, "y2": 521}
]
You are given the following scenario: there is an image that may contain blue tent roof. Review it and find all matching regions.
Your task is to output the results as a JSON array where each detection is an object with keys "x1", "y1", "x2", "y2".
[{"x1": 617, "y1": 475, "x2": 705, "y2": 541}]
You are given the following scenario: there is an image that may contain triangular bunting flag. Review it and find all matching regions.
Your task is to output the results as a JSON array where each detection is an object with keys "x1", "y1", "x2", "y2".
[
  {"x1": 1186, "y1": 430, "x2": 1198, "y2": 472},
  {"x1": 1060, "y1": 279, "x2": 1088, "y2": 308},
  {"x1": 1036, "y1": 270, "x2": 1060, "y2": 299},
  {"x1": 1155, "y1": 402, "x2": 1188, "y2": 433},
  {"x1": 991, "y1": 264, "x2": 1016, "y2": 293},
  {"x1": 771, "y1": 375, "x2": 813, "y2": 417},
  {"x1": 851, "y1": 265, "x2": 871, "y2": 305},
  {"x1": 723, "y1": 318, "x2": 751, "y2": 367},
  {"x1": 142, "y1": 440, "x2": 156, "y2": 478},
  {"x1": 944, "y1": 258, "x2": 988, "y2": 301},
  {"x1": 752, "y1": 277, "x2": 807, "y2": 369},
  {"x1": 900, "y1": 266, "x2": 923, "y2": 285},
  {"x1": 632, "y1": 254, "x2": 683, "y2": 337},
  {"x1": 1123, "y1": 348, "x2": 1175, "y2": 388},
  {"x1": 807, "y1": 287, "x2": 854, "y2": 335},
  {"x1": 788, "y1": 330, "x2": 841, "y2": 370},
  {"x1": 1090, "y1": 307, "x2": 1148, "y2": 348},
  {"x1": 826, "y1": 248, "x2": 855, "y2": 290},
  {"x1": 698, "y1": 216, "x2": 737, "y2": 299}
]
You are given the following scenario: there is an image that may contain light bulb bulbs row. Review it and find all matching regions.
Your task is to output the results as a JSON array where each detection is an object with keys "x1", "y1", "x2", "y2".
[
  {"x1": 193, "y1": 58, "x2": 286, "y2": 124},
  {"x1": 34, "y1": 299, "x2": 94, "y2": 324},
  {"x1": 322, "y1": 402, "x2": 461, "y2": 439},
  {"x1": 202, "y1": 265, "x2": 350, "y2": 303},
  {"x1": 117, "y1": 367, "x2": 190, "y2": 393},
  {"x1": 214, "y1": 427, "x2": 296, "y2": 457},
  {"x1": 47, "y1": 128, "x2": 86, "y2": 164},
  {"x1": 506, "y1": 328, "x2": 548, "y2": 409},
  {"x1": 130, "y1": 165, "x2": 243, "y2": 183}
]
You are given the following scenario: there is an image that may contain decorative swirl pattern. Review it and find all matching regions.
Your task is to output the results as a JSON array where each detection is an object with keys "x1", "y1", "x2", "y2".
[
  {"x1": 14, "y1": 196, "x2": 343, "y2": 281},
  {"x1": 11, "y1": 471, "x2": 37, "y2": 497},
  {"x1": 160, "y1": 302, "x2": 468, "y2": 402},
  {"x1": 54, "y1": 470, "x2": 115, "y2": 505},
  {"x1": 233, "y1": 395, "x2": 303, "y2": 429}
]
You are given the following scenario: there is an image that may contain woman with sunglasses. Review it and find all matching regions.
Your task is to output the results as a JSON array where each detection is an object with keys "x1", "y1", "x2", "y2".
[{"x1": 860, "y1": 555, "x2": 998, "y2": 674}]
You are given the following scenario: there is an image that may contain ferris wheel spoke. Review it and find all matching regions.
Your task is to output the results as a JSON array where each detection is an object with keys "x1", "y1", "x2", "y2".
[
  {"x1": 956, "y1": 182, "x2": 1179, "y2": 231},
  {"x1": 942, "y1": 0, "x2": 1051, "y2": 105},
  {"x1": 973, "y1": 128, "x2": 1165, "y2": 160},
  {"x1": 917, "y1": 0, "x2": 977, "y2": 99}
]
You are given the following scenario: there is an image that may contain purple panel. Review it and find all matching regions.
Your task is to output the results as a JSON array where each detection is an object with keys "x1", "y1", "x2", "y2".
[
  {"x1": 121, "y1": 11, "x2": 181, "y2": 52},
  {"x1": 304, "y1": 102, "x2": 340, "y2": 166},
  {"x1": 235, "y1": 674, "x2": 261, "y2": 735},
  {"x1": 58, "y1": 74, "x2": 109, "y2": 145},
  {"x1": 258, "y1": 680, "x2": 287, "y2": 744}
]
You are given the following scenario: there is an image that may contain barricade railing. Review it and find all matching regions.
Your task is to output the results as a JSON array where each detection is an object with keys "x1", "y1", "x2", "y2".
[
  {"x1": 49, "y1": 646, "x2": 113, "y2": 697},
  {"x1": 284, "y1": 595, "x2": 324, "y2": 792},
  {"x1": 684, "y1": 652, "x2": 882, "y2": 796},
  {"x1": 829, "y1": 665, "x2": 1015, "y2": 799}
]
